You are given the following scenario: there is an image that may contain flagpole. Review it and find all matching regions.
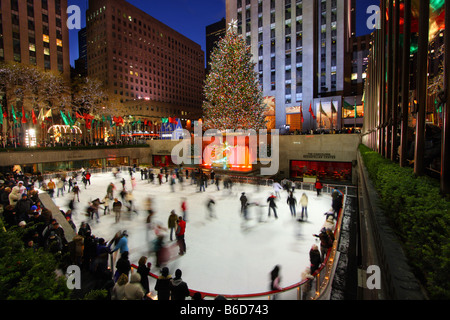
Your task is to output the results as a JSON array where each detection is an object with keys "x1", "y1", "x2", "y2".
[
  {"x1": 354, "y1": 96, "x2": 357, "y2": 131},
  {"x1": 331, "y1": 103, "x2": 334, "y2": 134},
  {"x1": 309, "y1": 100, "x2": 312, "y2": 133}
]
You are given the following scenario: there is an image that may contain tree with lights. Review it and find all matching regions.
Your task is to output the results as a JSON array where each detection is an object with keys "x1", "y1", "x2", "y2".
[{"x1": 202, "y1": 20, "x2": 267, "y2": 131}]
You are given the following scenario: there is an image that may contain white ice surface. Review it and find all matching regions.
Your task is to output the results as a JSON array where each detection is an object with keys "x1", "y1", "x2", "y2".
[{"x1": 51, "y1": 171, "x2": 333, "y2": 299}]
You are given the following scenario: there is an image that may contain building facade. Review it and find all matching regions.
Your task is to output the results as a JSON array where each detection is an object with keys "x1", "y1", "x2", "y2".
[
  {"x1": 74, "y1": 27, "x2": 87, "y2": 77},
  {"x1": 0, "y1": 0, "x2": 71, "y2": 79},
  {"x1": 226, "y1": 0, "x2": 353, "y2": 131},
  {"x1": 206, "y1": 18, "x2": 226, "y2": 73},
  {"x1": 86, "y1": 0, "x2": 205, "y2": 124}
]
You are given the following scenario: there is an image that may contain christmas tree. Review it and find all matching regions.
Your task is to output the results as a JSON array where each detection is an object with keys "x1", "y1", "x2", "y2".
[{"x1": 202, "y1": 20, "x2": 267, "y2": 131}]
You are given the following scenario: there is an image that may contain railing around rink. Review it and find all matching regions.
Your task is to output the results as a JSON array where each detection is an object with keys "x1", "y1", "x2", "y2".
[{"x1": 40, "y1": 166, "x2": 130, "y2": 181}]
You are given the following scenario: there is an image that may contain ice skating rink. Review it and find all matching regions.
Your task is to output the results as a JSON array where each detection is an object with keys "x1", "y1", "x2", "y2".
[{"x1": 52, "y1": 171, "x2": 334, "y2": 299}]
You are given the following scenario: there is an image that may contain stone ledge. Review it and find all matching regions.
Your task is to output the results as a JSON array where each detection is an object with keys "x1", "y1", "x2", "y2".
[{"x1": 357, "y1": 151, "x2": 426, "y2": 300}]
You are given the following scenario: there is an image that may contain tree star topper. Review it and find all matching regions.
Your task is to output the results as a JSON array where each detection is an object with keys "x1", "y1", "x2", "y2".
[{"x1": 228, "y1": 19, "x2": 238, "y2": 33}]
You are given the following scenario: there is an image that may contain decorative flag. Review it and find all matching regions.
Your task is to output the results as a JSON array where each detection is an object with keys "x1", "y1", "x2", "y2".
[
  {"x1": 38, "y1": 108, "x2": 44, "y2": 123},
  {"x1": 0, "y1": 104, "x2": 3, "y2": 125},
  {"x1": 32, "y1": 109, "x2": 37, "y2": 125},
  {"x1": 44, "y1": 109, "x2": 52, "y2": 119},
  {"x1": 60, "y1": 110, "x2": 70, "y2": 125},
  {"x1": 11, "y1": 105, "x2": 17, "y2": 124},
  {"x1": 331, "y1": 102, "x2": 337, "y2": 114},
  {"x1": 319, "y1": 102, "x2": 328, "y2": 117},
  {"x1": 300, "y1": 107, "x2": 304, "y2": 123},
  {"x1": 343, "y1": 100, "x2": 354, "y2": 110},
  {"x1": 308, "y1": 103, "x2": 316, "y2": 120},
  {"x1": 67, "y1": 112, "x2": 75, "y2": 127},
  {"x1": 21, "y1": 107, "x2": 27, "y2": 124}
]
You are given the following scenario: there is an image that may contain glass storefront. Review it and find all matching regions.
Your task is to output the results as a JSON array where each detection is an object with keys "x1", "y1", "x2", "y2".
[
  {"x1": 290, "y1": 160, "x2": 352, "y2": 183},
  {"x1": 153, "y1": 155, "x2": 174, "y2": 167}
]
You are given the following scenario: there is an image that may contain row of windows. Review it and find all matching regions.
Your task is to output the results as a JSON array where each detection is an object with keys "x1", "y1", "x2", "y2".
[
  {"x1": 87, "y1": 5, "x2": 203, "y2": 61},
  {"x1": 125, "y1": 105, "x2": 191, "y2": 117},
  {"x1": 1, "y1": 5, "x2": 64, "y2": 72}
]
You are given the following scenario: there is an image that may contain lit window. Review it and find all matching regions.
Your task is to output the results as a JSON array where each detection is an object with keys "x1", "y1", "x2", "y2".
[{"x1": 43, "y1": 35, "x2": 50, "y2": 43}]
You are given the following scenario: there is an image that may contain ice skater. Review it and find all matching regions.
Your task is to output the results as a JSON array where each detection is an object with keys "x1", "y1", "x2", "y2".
[
  {"x1": 125, "y1": 191, "x2": 138, "y2": 216},
  {"x1": 287, "y1": 192, "x2": 297, "y2": 218},
  {"x1": 146, "y1": 209, "x2": 155, "y2": 242},
  {"x1": 72, "y1": 182, "x2": 80, "y2": 202},
  {"x1": 181, "y1": 198, "x2": 187, "y2": 221},
  {"x1": 112, "y1": 198, "x2": 122, "y2": 223},
  {"x1": 168, "y1": 210, "x2": 178, "y2": 241},
  {"x1": 270, "y1": 265, "x2": 282, "y2": 300},
  {"x1": 300, "y1": 193, "x2": 308, "y2": 221},
  {"x1": 272, "y1": 181, "x2": 282, "y2": 199},
  {"x1": 267, "y1": 194, "x2": 278, "y2": 219},
  {"x1": 175, "y1": 216, "x2": 186, "y2": 255},
  {"x1": 315, "y1": 179, "x2": 323, "y2": 197},
  {"x1": 206, "y1": 197, "x2": 216, "y2": 218},
  {"x1": 240, "y1": 192, "x2": 249, "y2": 220}
]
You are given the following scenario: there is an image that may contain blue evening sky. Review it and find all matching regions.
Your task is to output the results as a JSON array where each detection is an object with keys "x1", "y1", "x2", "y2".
[{"x1": 68, "y1": 0, "x2": 379, "y2": 67}]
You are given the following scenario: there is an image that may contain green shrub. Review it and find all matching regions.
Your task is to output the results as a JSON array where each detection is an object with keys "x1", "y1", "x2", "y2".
[
  {"x1": 359, "y1": 144, "x2": 450, "y2": 299},
  {"x1": 83, "y1": 289, "x2": 109, "y2": 300},
  {"x1": 0, "y1": 220, "x2": 71, "y2": 300}
]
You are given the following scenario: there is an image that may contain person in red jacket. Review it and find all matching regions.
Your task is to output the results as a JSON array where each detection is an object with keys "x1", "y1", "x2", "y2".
[
  {"x1": 176, "y1": 216, "x2": 186, "y2": 255},
  {"x1": 315, "y1": 179, "x2": 323, "y2": 196},
  {"x1": 85, "y1": 172, "x2": 91, "y2": 185},
  {"x1": 181, "y1": 198, "x2": 187, "y2": 221}
]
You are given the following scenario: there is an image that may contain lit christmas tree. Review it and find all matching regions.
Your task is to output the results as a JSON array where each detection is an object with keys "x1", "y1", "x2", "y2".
[{"x1": 202, "y1": 20, "x2": 267, "y2": 131}]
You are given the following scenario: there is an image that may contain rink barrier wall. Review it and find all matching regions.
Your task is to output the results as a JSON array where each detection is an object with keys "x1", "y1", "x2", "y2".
[{"x1": 127, "y1": 187, "x2": 348, "y2": 300}]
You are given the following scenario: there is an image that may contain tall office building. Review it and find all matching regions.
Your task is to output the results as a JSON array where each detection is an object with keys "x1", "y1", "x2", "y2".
[
  {"x1": 226, "y1": 0, "x2": 353, "y2": 131},
  {"x1": 0, "y1": 0, "x2": 71, "y2": 79},
  {"x1": 206, "y1": 18, "x2": 226, "y2": 73},
  {"x1": 86, "y1": 0, "x2": 205, "y2": 122},
  {"x1": 74, "y1": 27, "x2": 87, "y2": 77},
  {"x1": 343, "y1": 33, "x2": 370, "y2": 129}
]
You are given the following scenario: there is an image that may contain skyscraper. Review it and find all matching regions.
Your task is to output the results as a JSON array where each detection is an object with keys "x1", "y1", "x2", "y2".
[
  {"x1": 206, "y1": 18, "x2": 226, "y2": 73},
  {"x1": 86, "y1": 0, "x2": 205, "y2": 122},
  {"x1": 226, "y1": 0, "x2": 353, "y2": 131},
  {"x1": 0, "y1": 0, "x2": 71, "y2": 80},
  {"x1": 74, "y1": 27, "x2": 87, "y2": 77}
]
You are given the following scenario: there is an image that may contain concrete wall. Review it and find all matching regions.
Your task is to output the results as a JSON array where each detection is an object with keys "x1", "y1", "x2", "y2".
[
  {"x1": 278, "y1": 134, "x2": 361, "y2": 179},
  {"x1": 0, "y1": 135, "x2": 361, "y2": 180}
]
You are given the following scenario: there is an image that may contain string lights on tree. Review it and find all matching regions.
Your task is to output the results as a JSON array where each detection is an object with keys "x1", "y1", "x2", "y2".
[{"x1": 202, "y1": 19, "x2": 267, "y2": 131}]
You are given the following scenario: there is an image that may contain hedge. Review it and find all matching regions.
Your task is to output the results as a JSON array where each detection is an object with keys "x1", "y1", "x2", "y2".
[
  {"x1": 359, "y1": 144, "x2": 450, "y2": 299},
  {"x1": 0, "y1": 220, "x2": 72, "y2": 300}
]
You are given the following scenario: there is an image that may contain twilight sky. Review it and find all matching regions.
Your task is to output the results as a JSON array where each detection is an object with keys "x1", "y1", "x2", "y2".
[{"x1": 68, "y1": 0, "x2": 379, "y2": 67}]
